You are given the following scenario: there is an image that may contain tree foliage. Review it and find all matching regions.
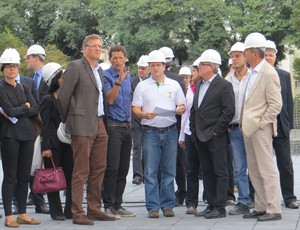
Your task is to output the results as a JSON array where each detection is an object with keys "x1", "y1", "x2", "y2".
[{"x1": 293, "y1": 58, "x2": 300, "y2": 81}]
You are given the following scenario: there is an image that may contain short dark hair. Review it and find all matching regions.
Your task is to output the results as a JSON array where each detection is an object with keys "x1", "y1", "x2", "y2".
[
  {"x1": 108, "y1": 45, "x2": 126, "y2": 59},
  {"x1": 48, "y1": 70, "x2": 63, "y2": 93}
]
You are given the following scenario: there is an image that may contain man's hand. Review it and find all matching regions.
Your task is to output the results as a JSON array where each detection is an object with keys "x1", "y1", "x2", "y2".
[{"x1": 175, "y1": 104, "x2": 185, "y2": 115}]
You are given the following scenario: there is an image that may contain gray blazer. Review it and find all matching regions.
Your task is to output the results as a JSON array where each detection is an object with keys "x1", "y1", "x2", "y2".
[{"x1": 57, "y1": 56, "x2": 107, "y2": 137}]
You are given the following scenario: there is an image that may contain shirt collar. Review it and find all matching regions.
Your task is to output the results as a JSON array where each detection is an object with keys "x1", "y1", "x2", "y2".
[
  {"x1": 250, "y1": 59, "x2": 265, "y2": 73},
  {"x1": 149, "y1": 75, "x2": 172, "y2": 84}
]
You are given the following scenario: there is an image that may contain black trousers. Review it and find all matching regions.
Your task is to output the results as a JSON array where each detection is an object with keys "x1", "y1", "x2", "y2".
[
  {"x1": 44, "y1": 143, "x2": 73, "y2": 218},
  {"x1": 1, "y1": 138, "x2": 34, "y2": 216},
  {"x1": 102, "y1": 126, "x2": 132, "y2": 209},
  {"x1": 273, "y1": 129, "x2": 296, "y2": 204},
  {"x1": 195, "y1": 133, "x2": 229, "y2": 211}
]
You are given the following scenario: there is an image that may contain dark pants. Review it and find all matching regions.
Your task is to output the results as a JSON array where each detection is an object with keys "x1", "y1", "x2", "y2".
[
  {"x1": 195, "y1": 133, "x2": 229, "y2": 212},
  {"x1": 227, "y1": 144, "x2": 236, "y2": 201},
  {"x1": 44, "y1": 143, "x2": 73, "y2": 219},
  {"x1": 102, "y1": 126, "x2": 132, "y2": 209},
  {"x1": 185, "y1": 134, "x2": 200, "y2": 208},
  {"x1": 71, "y1": 118, "x2": 108, "y2": 219},
  {"x1": 131, "y1": 126, "x2": 143, "y2": 178},
  {"x1": 273, "y1": 129, "x2": 296, "y2": 204},
  {"x1": 1, "y1": 138, "x2": 34, "y2": 216}
]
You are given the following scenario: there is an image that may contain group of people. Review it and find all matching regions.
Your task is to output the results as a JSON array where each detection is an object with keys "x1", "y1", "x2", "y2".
[{"x1": 0, "y1": 31, "x2": 297, "y2": 228}]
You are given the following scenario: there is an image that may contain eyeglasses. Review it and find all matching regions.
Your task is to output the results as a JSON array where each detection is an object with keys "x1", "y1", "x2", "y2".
[
  {"x1": 85, "y1": 44, "x2": 103, "y2": 49},
  {"x1": 4, "y1": 64, "x2": 19, "y2": 69}
]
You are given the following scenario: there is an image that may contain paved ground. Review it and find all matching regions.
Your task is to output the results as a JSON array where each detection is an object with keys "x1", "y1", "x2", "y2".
[{"x1": 0, "y1": 154, "x2": 300, "y2": 229}]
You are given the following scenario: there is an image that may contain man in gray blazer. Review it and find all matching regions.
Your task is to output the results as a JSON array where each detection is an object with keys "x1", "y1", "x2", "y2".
[{"x1": 57, "y1": 34, "x2": 115, "y2": 225}]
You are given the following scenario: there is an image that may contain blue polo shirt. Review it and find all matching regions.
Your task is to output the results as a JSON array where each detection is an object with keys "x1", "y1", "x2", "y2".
[{"x1": 103, "y1": 66, "x2": 131, "y2": 122}]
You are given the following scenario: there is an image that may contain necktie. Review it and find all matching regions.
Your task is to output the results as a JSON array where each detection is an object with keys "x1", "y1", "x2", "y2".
[{"x1": 34, "y1": 73, "x2": 40, "y2": 101}]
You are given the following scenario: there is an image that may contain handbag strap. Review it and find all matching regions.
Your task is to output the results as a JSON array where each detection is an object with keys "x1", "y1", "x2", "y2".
[{"x1": 39, "y1": 156, "x2": 57, "y2": 170}]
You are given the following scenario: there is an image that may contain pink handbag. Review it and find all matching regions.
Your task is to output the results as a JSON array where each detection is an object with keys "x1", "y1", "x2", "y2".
[{"x1": 33, "y1": 156, "x2": 67, "y2": 193}]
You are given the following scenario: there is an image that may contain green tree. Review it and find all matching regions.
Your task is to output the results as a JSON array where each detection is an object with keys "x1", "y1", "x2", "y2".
[{"x1": 293, "y1": 58, "x2": 300, "y2": 81}]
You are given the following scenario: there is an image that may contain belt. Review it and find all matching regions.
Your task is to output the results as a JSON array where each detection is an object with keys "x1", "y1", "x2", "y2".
[
  {"x1": 108, "y1": 121, "x2": 131, "y2": 128},
  {"x1": 142, "y1": 123, "x2": 176, "y2": 132},
  {"x1": 228, "y1": 123, "x2": 239, "y2": 129}
]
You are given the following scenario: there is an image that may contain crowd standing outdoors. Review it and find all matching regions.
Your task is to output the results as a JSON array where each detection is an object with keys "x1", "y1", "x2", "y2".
[{"x1": 0, "y1": 31, "x2": 298, "y2": 227}]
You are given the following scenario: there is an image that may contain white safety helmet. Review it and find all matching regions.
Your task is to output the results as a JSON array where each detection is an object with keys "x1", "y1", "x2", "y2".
[
  {"x1": 148, "y1": 50, "x2": 166, "y2": 63},
  {"x1": 0, "y1": 48, "x2": 21, "y2": 64},
  {"x1": 228, "y1": 42, "x2": 245, "y2": 55},
  {"x1": 158, "y1": 47, "x2": 174, "y2": 62},
  {"x1": 265, "y1": 40, "x2": 278, "y2": 54},
  {"x1": 137, "y1": 55, "x2": 149, "y2": 67},
  {"x1": 178, "y1": 66, "x2": 191, "y2": 75},
  {"x1": 198, "y1": 49, "x2": 222, "y2": 65},
  {"x1": 42, "y1": 62, "x2": 62, "y2": 86},
  {"x1": 192, "y1": 57, "x2": 201, "y2": 67},
  {"x1": 26, "y1": 44, "x2": 46, "y2": 57},
  {"x1": 228, "y1": 58, "x2": 233, "y2": 66},
  {"x1": 99, "y1": 62, "x2": 110, "y2": 70},
  {"x1": 57, "y1": 123, "x2": 71, "y2": 144},
  {"x1": 244, "y1": 32, "x2": 266, "y2": 50}
]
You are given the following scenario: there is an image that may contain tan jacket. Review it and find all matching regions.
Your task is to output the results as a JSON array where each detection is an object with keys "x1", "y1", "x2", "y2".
[{"x1": 242, "y1": 61, "x2": 282, "y2": 137}]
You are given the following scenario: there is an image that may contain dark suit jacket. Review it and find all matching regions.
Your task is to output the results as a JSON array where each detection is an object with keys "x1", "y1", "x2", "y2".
[
  {"x1": 190, "y1": 75, "x2": 235, "y2": 142},
  {"x1": 29, "y1": 73, "x2": 49, "y2": 104},
  {"x1": 40, "y1": 94, "x2": 61, "y2": 151},
  {"x1": 131, "y1": 76, "x2": 142, "y2": 129},
  {"x1": 275, "y1": 67, "x2": 293, "y2": 137},
  {"x1": 57, "y1": 56, "x2": 108, "y2": 137}
]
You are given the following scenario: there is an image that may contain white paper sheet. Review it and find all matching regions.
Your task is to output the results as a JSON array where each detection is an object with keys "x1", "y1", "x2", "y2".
[{"x1": 153, "y1": 106, "x2": 176, "y2": 117}]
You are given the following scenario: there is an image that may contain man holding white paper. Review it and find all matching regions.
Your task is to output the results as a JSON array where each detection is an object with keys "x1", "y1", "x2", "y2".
[{"x1": 132, "y1": 50, "x2": 185, "y2": 218}]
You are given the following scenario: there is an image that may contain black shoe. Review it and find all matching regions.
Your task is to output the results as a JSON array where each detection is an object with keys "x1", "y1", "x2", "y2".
[
  {"x1": 204, "y1": 209, "x2": 226, "y2": 219},
  {"x1": 53, "y1": 215, "x2": 66, "y2": 221},
  {"x1": 229, "y1": 202, "x2": 250, "y2": 215},
  {"x1": 132, "y1": 176, "x2": 143, "y2": 185},
  {"x1": 175, "y1": 198, "x2": 184, "y2": 207},
  {"x1": 194, "y1": 206, "x2": 213, "y2": 217},
  {"x1": 26, "y1": 199, "x2": 34, "y2": 206},
  {"x1": 286, "y1": 201, "x2": 299, "y2": 209},
  {"x1": 257, "y1": 213, "x2": 282, "y2": 221},
  {"x1": 35, "y1": 204, "x2": 50, "y2": 214},
  {"x1": 243, "y1": 210, "x2": 266, "y2": 219}
]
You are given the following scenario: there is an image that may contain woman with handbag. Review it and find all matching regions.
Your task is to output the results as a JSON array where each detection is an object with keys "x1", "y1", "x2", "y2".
[
  {"x1": 39, "y1": 62, "x2": 73, "y2": 220},
  {"x1": 0, "y1": 48, "x2": 41, "y2": 227}
]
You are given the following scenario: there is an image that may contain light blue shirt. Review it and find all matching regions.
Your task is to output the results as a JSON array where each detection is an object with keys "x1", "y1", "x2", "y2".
[
  {"x1": 92, "y1": 63, "x2": 105, "y2": 116},
  {"x1": 198, "y1": 74, "x2": 217, "y2": 108}
]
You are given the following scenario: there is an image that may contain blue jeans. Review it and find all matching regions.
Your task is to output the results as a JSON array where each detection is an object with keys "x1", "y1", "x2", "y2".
[
  {"x1": 142, "y1": 124, "x2": 177, "y2": 211},
  {"x1": 229, "y1": 127, "x2": 251, "y2": 205}
]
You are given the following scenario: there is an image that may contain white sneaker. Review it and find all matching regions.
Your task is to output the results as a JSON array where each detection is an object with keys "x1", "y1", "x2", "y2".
[{"x1": 104, "y1": 208, "x2": 121, "y2": 220}]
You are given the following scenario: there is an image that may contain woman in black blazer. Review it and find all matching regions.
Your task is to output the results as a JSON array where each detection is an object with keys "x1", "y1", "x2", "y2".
[
  {"x1": 40, "y1": 63, "x2": 73, "y2": 220},
  {"x1": 0, "y1": 48, "x2": 40, "y2": 227}
]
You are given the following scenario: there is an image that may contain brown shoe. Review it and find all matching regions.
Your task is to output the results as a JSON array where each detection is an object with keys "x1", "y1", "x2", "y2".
[
  {"x1": 16, "y1": 217, "x2": 40, "y2": 225},
  {"x1": 4, "y1": 220, "x2": 19, "y2": 228},
  {"x1": 148, "y1": 210, "x2": 159, "y2": 218},
  {"x1": 87, "y1": 212, "x2": 116, "y2": 221},
  {"x1": 73, "y1": 215, "x2": 94, "y2": 225},
  {"x1": 163, "y1": 209, "x2": 175, "y2": 217}
]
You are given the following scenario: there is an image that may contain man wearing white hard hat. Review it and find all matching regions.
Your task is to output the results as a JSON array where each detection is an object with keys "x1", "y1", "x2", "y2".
[
  {"x1": 132, "y1": 50, "x2": 185, "y2": 218},
  {"x1": 25, "y1": 44, "x2": 50, "y2": 215},
  {"x1": 131, "y1": 55, "x2": 149, "y2": 185},
  {"x1": 265, "y1": 40, "x2": 298, "y2": 209},
  {"x1": 190, "y1": 49, "x2": 235, "y2": 219},
  {"x1": 159, "y1": 46, "x2": 187, "y2": 207},
  {"x1": 178, "y1": 66, "x2": 192, "y2": 89},
  {"x1": 225, "y1": 42, "x2": 252, "y2": 215},
  {"x1": 242, "y1": 32, "x2": 282, "y2": 221}
]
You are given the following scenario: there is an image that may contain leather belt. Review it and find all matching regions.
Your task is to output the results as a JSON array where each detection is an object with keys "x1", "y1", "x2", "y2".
[
  {"x1": 142, "y1": 123, "x2": 176, "y2": 132},
  {"x1": 108, "y1": 121, "x2": 131, "y2": 128},
  {"x1": 228, "y1": 123, "x2": 239, "y2": 129}
]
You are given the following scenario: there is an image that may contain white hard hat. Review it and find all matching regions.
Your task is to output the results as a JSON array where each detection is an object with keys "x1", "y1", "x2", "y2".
[
  {"x1": 137, "y1": 55, "x2": 149, "y2": 67},
  {"x1": 228, "y1": 42, "x2": 245, "y2": 55},
  {"x1": 192, "y1": 57, "x2": 201, "y2": 66},
  {"x1": 57, "y1": 123, "x2": 71, "y2": 144},
  {"x1": 0, "y1": 48, "x2": 21, "y2": 64},
  {"x1": 158, "y1": 46, "x2": 174, "y2": 62},
  {"x1": 26, "y1": 44, "x2": 46, "y2": 56},
  {"x1": 178, "y1": 66, "x2": 191, "y2": 75},
  {"x1": 148, "y1": 50, "x2": 166, "y2": 63},
  {"x1": 198, "y1": 49, "x2": 222, "y2": 65},
  {"x1": 244, "y1": 32, "x2": 266, "y2": 50},
  {"x1": 228, "y1": 58, "x2": 233, "y2": 66},
  {"x1": 265, "y1": 40, "x2": 278, "y2": 54},
  {"x1": 42, "y1": 62, "x2": 62, "y2": 86},
  {"x1": 99, "y1": 62, "x2": 110, "y2": 70}
]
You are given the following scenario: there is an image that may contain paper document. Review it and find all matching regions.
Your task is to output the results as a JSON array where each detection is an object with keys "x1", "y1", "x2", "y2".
[
  {"x1": 0, "y1": 107, "x2": 18, "y2": 124},
  {"x1": 153, "y1": 106, "x2": 176, "y2": 117}
]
